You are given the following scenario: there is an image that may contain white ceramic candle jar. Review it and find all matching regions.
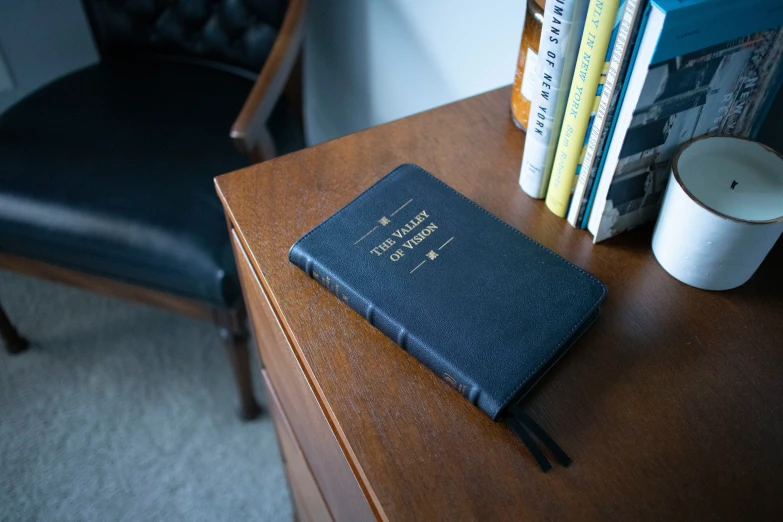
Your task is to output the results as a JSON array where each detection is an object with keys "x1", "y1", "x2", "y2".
[{"x1": 652, "y1": 136, "x2": 783, "y2": 291}]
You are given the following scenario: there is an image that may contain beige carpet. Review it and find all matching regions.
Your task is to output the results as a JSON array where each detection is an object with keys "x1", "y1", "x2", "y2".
[{"x1": 0, "y1": 269, "x2": 291, "y2": 521}]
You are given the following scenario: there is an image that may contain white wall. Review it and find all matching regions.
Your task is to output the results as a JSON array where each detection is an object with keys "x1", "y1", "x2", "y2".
[
  {"x1": 303, "y1": 0, "x2": 526, "y2": 145},
  {"x1": 0, "y1": 0, "x2": 98, "y2": 114},
  {"x1": 0, "y1": 0, "x2": 526, "y2": 142}
]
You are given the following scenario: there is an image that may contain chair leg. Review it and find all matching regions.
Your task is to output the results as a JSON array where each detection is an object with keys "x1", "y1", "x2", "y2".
[
  {"x1": 217, "y1": 307, "x2": 261, "y2": 421},
  {"x1": 0, "y1": 300, "x2": 29, "y2": 354}
]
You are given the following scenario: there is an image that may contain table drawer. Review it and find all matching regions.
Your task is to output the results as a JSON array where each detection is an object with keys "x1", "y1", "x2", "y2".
[
  {"x1": 262, "y1": 369, "x2": 331, "y2": 522},
  {"x1": 230, "y1": 230, "x2": 376, "y2": 522}
]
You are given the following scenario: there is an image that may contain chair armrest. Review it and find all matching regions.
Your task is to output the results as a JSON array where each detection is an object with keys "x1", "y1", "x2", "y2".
[{"x1": 231, "y1": 0, "x2": 308, "y2": 162}]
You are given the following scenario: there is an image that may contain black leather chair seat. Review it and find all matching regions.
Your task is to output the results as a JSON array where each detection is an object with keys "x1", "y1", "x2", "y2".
[{"x1": 0, "y1": 59, "x2": 299, "y2": 306}]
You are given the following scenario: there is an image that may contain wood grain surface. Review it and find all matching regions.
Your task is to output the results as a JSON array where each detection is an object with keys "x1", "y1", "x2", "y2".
[
  {"x1": 231, "y1": 230, "x2": 376, "y2": 521},
  {"x1": 262, "y1": 368, "x2": 333, "y2": 522},
  {"x1": 216, "y1": 86, "x2": 783, "y2": 521}
]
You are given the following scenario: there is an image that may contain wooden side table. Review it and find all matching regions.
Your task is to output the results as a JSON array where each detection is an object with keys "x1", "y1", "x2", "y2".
[{"x1": 216, "y1": 87, "x2": 783, "y2": 521}]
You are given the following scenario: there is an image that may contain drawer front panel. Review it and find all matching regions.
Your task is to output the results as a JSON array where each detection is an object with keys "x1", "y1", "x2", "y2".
[
  {"x1": 262, "y1": 369, "x2": 332, "y2": 522},
  {"x1": 231, "y1": 231, "x2": 376, "y2": 522}
]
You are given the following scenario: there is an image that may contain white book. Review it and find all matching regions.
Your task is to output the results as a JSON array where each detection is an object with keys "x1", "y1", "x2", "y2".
[{"x1": 519, "y1": 0, "x2": 589, "y2": 199}]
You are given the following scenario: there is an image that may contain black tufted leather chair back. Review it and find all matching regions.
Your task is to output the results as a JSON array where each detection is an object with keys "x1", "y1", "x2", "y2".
[{"x1": 83, "y1": 0, "x2": 287, "y2": 74}]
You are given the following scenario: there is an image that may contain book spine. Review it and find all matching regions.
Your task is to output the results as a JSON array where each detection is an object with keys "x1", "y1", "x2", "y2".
[
  {"x1": 579, "y1": 2, "x2": 642, "y2": 229},
  {"x1": 567, "y1": 39, "x2": 613, "y2": 226},
  {"x1": 568, "y1": 0, "x2": 640, "y2": 227},
  {"x1": 587, "y1": 4, "x2": 662, "y2": 240},
  {"x1": 519, "y1": 0, "x2": 588, "y2": 199},
  {"x1": 567, "y1": 92, "x2": 602, "y2": 225},
  {"x1": 544, "y1": 0, "x2": 620, "y2": 218},
  {"x1": 577, "y1": 90, "x2": 619, "y2": 227},
  {"x1": 288, "y1": 245, "x2": 481, "y2": 405}
]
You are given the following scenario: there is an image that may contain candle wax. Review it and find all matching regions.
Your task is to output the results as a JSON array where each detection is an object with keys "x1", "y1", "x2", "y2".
[{"x1": 676, "y1": 137, "x2": 783, "y2": 222}]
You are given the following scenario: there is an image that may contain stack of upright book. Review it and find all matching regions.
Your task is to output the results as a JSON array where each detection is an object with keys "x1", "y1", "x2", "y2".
[{"x1": 518, "y1": 0, "x2": 783, "y2": 242}]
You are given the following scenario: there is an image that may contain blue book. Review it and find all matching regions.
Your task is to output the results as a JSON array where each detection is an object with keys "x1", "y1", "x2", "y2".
[
  {"x1": 289, "y1": 164, "x2": 606, "y2": 423},
  {"x1": 585, "y1": 0, "x2": 783, "y2": 242}
]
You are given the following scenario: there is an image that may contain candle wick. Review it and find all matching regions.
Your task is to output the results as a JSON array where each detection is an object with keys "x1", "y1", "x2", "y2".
[{"x1": 730, "y1": 180, "x2": 738, "y2": 190}]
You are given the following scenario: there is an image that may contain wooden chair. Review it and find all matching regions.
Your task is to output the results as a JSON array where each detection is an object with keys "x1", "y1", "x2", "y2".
[{"x1": 0, "y1": 0, "x2": 308, "y2": 420}]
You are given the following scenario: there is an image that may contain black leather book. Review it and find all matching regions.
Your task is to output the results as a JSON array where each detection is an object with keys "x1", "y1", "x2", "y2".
[{"x1": 289, "y1": 164, "x2": 606, "y2": 422}]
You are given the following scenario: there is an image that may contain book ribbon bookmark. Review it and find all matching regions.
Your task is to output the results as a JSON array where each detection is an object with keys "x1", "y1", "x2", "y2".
[{"x1": 505, "y1": 412, "x2": 572, "y2": 472}]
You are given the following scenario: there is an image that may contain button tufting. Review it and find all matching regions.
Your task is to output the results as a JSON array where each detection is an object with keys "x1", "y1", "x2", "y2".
[{"x1": 85, "y1": 0, "x2": 284, "y2": 72}]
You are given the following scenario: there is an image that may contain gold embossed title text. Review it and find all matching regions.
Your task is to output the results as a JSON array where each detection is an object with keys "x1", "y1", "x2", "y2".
[{"x1": 370, "y1": 210, "x2": 437, "y2": 262}]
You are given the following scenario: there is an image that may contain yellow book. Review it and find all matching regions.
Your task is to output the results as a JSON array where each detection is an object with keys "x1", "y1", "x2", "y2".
[{"x1": 545, "y1": 0, "x2": 619, "y2": 217}]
